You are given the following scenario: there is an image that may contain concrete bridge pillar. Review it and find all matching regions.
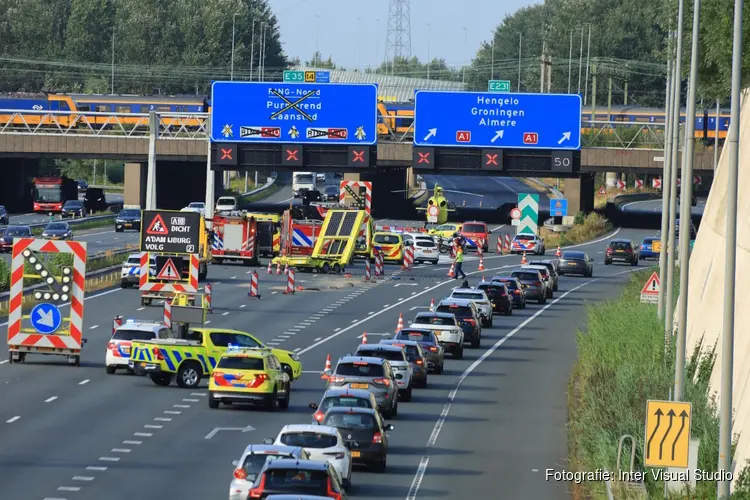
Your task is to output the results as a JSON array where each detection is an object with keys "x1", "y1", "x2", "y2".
[
  {"x1": 124, "y1": 162, "x2": 147, "y2": 208},
  {"x1": 605, "y1": 172, "x2": 618, "y2": 187},
  {"x1": 563, "y1": 173, "x2": 596, "y2": 215}
]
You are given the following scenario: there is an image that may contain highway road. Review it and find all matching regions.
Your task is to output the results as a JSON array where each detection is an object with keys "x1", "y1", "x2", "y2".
[
  {"x1": 0, "y1": 227, "x2": 140, "y2": 264},
  {"x1": 7, "y1": 193, "x2": 125, "y2": 227},
  {"x1": 0, "y1": 226, "x2": 652, "y2": 500},
  {"x1": 619, "y1": 196, "x2": 706, "y2": 215},
  {"x1": 422, "y1": 174, "x2": 551, "y2": 209}
]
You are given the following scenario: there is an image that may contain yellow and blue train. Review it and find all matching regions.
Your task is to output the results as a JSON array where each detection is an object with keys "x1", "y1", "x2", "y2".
[{"x1": 0, "y1": 92, "x2": 730, "y2": 140}]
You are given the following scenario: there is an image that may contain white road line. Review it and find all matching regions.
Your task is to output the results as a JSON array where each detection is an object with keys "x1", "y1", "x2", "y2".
[
  {"x1": 191, "y1": 392, "x2": 206, "y2": 396},
  {"x1": 271, "y1": 291, "x2": 278, "y2": 295},
  {"x1": 6, "y1": 416, "x2": 20, "y2": 423},
  {"x1": 45, "y1": 396, "x2": 58, "y2": 403},
  {"x1": 58, "y1": 487, "x2": 80, "y2": 492},
  {"x1": 134, "y1": 432, "x2": 152, "y2": 437},
  {"x1": 314, "y1": 337, "x2": 322, "y2": 341},
  {"x1": 86, "y1": 466, "x2": 107, "y2": 471},
  {"x1": 351, "y1": 319, "x2": 358, "y2": 323},
  {"x1": 293, "y1": 348, "x2": 301, "y2": 352},
  {"x1": 334, "y1": 328, "x2": 341, "y2": 332},
  {"x1": 78, "y1": 379, "x2": 90, "y2": 385},
  {"x1": 205, "y1": 320, "x2": 212, "y2": 325},
  {"x1": 136, "y1": 307, "x2": 145, "y2": 311},
  {"x1": 144, "y1": 424, "x2": 162, "y2": 429},
  {"x1": 267, "y1": 342, "x2": 280, "y2": 346},
  {"x1": 164, "y1": 410, "x2": 181, "y2": 415},
  {"x1": 89, "y1": 325, "x2": 99, "y2": 330},
  {"x1": 383, "y1": 304, "x2": 390, "y2": 307},
  {"x1": 368, "y1": 311, "x2": 374, "y2": 314},
  {"x1": 123, "y1": 440, "x2": 142, "y2": 445},
  {"x1": 406, "y1": 456, "x2": 430, "y2": 500},
  {"x1": 0, "y1": 360, "x2": 7, "y2": 364},
  {"x1": 240, "y1": 304, "x2": 246, "y2": 308},
  {"x1": 182, "y1": 398, "x2": 199, "y2": 402},
  {"x1": 283, "y1": 332, "x2": 296, "y2": 336},
  {"x1": 294, "y1": 325, "x2": 307, "y2": 329},
  {"x1": 173, "y1": 404, "x2": 190, "y2": 408},
  {"x1": 222, "y1": 312, "x2": 230, "y2": 316},
  {"x1": 111, "y1": 448, "x2": 131, "y2": 453},
  {"x1": 154, "y1": 417, "x2": 172, "y2": 422},
  {"x1": 99, "y1": 457, "x2": 119, "y2": 462},
  {"x1": 72, "y1": 476, "x2": 94, "y2": 481},
  {"x1": 43, "y1": 497, "x2": 67, "y2": 500}
]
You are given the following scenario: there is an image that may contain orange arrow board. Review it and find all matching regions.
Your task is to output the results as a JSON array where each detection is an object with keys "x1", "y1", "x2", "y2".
[{"x1": 640, "y1": 272, "x2": 660, "y2": 304}]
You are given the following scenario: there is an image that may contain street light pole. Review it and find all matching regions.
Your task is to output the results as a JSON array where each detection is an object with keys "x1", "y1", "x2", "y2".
[
  {"x1": 718, "y1": 0, "x2": 744, "y2": 495},
  {"x1": 491, "y1": 32, "x2": 495, "y2": 81},
  {"x1": 674, "y1": 0, "x2": 702, "y2": 402},
  {"x1": 111, "y1": 30, "x2": 115, "y2": 93},
  {"x1": 231, "y1": 13, "x2": 239, "y2": 80},
  {"x1": 568, "y1": 30, "x2": 573, "y2": 93},
  {"x1": 250, "y1": 19, "x2": 257, "y2": 81},
  {"x1": 462, "y1": 28, "x2": 468, "y2": 84},
  {"x1": 658, "y1": 31, "x2": 674, "y2": 320},
  {"x1": 583, "y1": 24, "x2": 592, "y2": 105},
  {"x1": 577, "y1": 27, "x2": 584, "y2": 94},
  {"x1": 259, "y1": 22, "x2": 266, "y2": 82},
  {"x1": 518, "y1": 33, "x2": 522, "y2": 91},
  {"x1": 427, "y1": 24, "x2": 431, "y2": 80}
]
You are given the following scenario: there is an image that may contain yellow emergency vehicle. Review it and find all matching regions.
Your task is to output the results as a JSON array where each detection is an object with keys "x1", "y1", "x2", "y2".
[
  {"x1": 129, "y1": 328, "x2": 302, "y2": 389},
  {"x1": 371, "y1": 232, "x2": 404, "y2": 264},
  {"x1": 428, "y1": 223, "x2": 463, "y2": 239},
  {"x1": 208, "y1": 347, "x2": 291, "y2": 410}
]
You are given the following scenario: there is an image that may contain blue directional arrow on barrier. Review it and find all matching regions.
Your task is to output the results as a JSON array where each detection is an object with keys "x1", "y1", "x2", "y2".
[{"x1": 30, "y1": 303, "x2": 62, "y2": 334}]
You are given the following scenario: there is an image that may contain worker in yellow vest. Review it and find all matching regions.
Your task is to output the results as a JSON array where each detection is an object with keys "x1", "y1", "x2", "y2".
[{"x1": 454, "y1": 245, "x2": 467, "y2": 280}]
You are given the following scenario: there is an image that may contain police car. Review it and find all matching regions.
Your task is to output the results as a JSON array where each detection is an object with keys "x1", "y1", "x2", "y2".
[
  {"x1": 120, "y1": 252, "x2": 155, "y2": 288},
  {"x1": 106, "y1": 319, "x2": 170, "y2": 374}
]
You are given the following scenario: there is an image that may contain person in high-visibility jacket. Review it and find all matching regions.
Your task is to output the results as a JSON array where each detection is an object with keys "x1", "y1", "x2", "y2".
[{"x1": 454, "y1": 245, "x2": 467, "y2": 280}]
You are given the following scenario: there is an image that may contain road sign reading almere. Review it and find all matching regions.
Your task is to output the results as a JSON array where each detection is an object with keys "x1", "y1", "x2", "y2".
[
  {"x1": 210, "y1": 81, "x2": 377, "y2": 145},
  {"x1": 413, "y1": 90, "x2": 582, "y2": 149}
]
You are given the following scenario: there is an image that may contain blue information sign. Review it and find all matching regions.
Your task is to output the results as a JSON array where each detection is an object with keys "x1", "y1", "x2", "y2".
[
  {"x1": 30, "y1": 303, "x2": 62, "y2": 335},
  {"x1": 413, "y1": 91, "x2": 582, "y2": 150},
  {"x1": 549, "y1": 198, "x2": 569, "y2": 217},
  {"x1": 210, "y1": 82, "x2": 378, "y2": 145}
]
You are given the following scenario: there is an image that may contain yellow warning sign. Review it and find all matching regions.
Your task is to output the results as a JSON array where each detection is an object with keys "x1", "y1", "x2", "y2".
[
  {"x1": 304, "y1": 71, "x2": 316, "y2": 82},
  {"x1": 644, "y1": 400, "x2": 692, "y2": 468},
  {"x1": 652, "y1": 240, "x2": 662, "y2": 253}
]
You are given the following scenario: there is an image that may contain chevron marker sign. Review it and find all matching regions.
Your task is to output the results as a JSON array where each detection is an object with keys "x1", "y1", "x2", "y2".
[{"x1": 518, "y1": 193, "x2": 539, "y2": 235}]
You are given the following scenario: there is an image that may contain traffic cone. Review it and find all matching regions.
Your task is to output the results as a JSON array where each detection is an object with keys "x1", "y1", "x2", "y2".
[
  {"x1": 447, "y1": 261, "x2": 455, "y2": 277},
  {"x1": 276, "y1": 262, "x2": 282, "y2": 275},
  {"x1": 478, "y1": 254, "x2": 485, "y2": 271},
  {"x1": 555, "y1": 246, "x2": 562, "y2": 258},
  {"x1": 396, "y1": 313, "x2": 404, "y2": 333},
  {"x1": 320, "y1": 354, "x2": 332, "y2": 380},
  {"x1": 521, "y1": 252, "x2": 528, "y2": 265},
  {"x1": 284, "y1": 264, "x2": 289, "y2": 275},
  {"x1": 361, "y1": 332, "x2": 368, "y2": 344},
  {"x1": 267, "y1": 261, "x2": 272, "y2": 274},
  {"x1": 429, "y1": 298, "x2": 435, "y2": 311}
]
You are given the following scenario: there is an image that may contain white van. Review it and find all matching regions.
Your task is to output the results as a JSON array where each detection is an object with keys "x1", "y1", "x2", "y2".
[{"x1": 292, "y1": 172, "x2": 316, "y2": 198}]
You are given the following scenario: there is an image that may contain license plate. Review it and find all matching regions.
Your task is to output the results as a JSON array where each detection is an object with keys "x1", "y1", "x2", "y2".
[
  {"x1": 124, "y1": 223, "x2": 132, "y2": 227},
  {"x1": 569, "y1": 262, "x2": 578, "y2": 265},
  {"x1": 350, "y1": 383, "x2": 369, "y2": 389},
  {"x1": 351, "y1": 451, "x2": 361, "y2": 458}
]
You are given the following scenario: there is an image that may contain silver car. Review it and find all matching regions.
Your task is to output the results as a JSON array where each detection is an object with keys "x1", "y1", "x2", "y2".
[
  {"x1": 521, "y1": 264, "x2": 554, "y2": 298},
  {"x1": 228, "y1": 444, "x2": 310, "y2": 500},
  {"x1": 510, "y1": 268, "x2": 548, "y2": 304},
  {"x1": 447, "y1": 288, "x2": 493, "y2": 327},
  {"x1": 308, "y1": 388, "x2": 379, "y2": 425},
  {"x1": 355, "y1": 343, "x2": 414, "y2": 401},
  {"x1": 325, "y1": 355, "x2": 399, "y2": 418}
]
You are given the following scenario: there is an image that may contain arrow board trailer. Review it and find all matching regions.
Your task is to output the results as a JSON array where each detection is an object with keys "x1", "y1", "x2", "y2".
[{"x1": 210, "y1": 214, "x2": 259, "y2": 265}]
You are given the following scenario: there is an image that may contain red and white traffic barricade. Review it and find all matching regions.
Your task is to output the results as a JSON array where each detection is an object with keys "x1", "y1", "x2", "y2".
[
  {"x1": 365, "y1": 259, "x2": 371, "y2": 281},
  {"x1": 8, "y1": 238, "x2": 88, "y2": 365},
  {"x1": 163, "y1": 298, "x2": 172, "y2": 329},
  {"x1": 378, "y1": 251, "x2": 385, "y2": 277},
  {"x1": 496, "y1": 236, "x2": 503, "y2": 254},
  {"x1": 504, "y1": 234, "x2": 511, "y2": 253},
  {"x1": 248, "y1": 271, "x2": 260, "y2": 299},
  {"x1": 284, "y1": 269, "x2": 296, "y2": 295},
  {"x1": 204, "y1": 283, "x2": 213, "y2": 312},
  {"x1": 403, "y1": 245, "x2": 414, "y2": 270},
  {"x1": 374, "y1": 249, "x2": 382, "y2": 277},
  {"x1": 113, "y1": 315, "x2": 124, "y2": 336}
]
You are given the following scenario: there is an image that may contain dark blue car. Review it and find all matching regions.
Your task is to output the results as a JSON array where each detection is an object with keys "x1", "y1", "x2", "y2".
[{"x1": 639, "y1": 237, "x2": 659, "y2": 260}]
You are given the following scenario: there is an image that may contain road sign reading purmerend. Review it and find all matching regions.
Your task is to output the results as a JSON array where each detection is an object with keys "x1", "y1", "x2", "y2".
[
  {"x1": 210, "y1": 82, "x2": 377, "y2": 145},
  {"x1": 141, "y1": 210, "x2": 200, "y2": 255},
  {"x1": 518, "y1": 194, "x2": 539, "y2": 235},
  {"x1": 413, "y1": 91, "x2": 582, "y2": 149},
  {"x1": 645, "y1": 399, "x2": 692, "y2": 468}
]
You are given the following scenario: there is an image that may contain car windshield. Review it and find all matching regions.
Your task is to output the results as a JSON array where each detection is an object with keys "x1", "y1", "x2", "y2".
[
  {"x1": 416, "y1": 240, "x2": 436, "y2": 248},
  {"x1": 512, "y1": 272, "x2": 540, "y2": 281},
  {"x1": 64, "y1": 201, "x2": 82, "y2": 208},
  {"x1": 280, "y1": 432, "x2": 338, "y2": 448},
  {"x1": 111, "y1": 328, "x2": 156, "y2": 341},
  {"x1": 323, "y1": 412, "x2": 376, "y2": 429},
  {"x1": 399, "y1": 344, "x2": 421, "y2": 360},
  {"x1": 478, "y1": 284, "x2": 506, "y2": 297},
  {"x1": 414, "y1": 315, "x2": 454, "y2": 326},
  {"x1": 4, "y1": 227, "x2": 31, "y2": 236},
  {"x1": 119, "y1": 210, "x2": 139, "y2": 217},
  {"x1": 320, "y1": 396, "x2": 372, "y2": 410},
  {"x1": 216, "y1": 357, "x2": 264, "y2": 370},
  {"x1": 643, "y1": 238, "x2": 655, "y2": 244},
  {"x1": 396, "y1": 330, "x2": 432, "y2": 342},
  {"x1": 462, "y1": 223, "x2": 486, "y2": 233},
  {"x1": 335, "y1": 362, "x2": 384, "y2": 377},
  {"x1": 515, "y1": 234, "x2": 534, "y2": 241},
  {"x1": 436, "y1": 305, "x2": 472, "y2": 318},
  {"x1": 45, "y1": 223, "x2": 67, "y2": 231},
  {"x1": 216, "y1": 198, "x2": 235, "y2": 205},
  {"x1": 264, "y1": 469, "x2": 328, "y2": 490},
  {"x1": 357, "y1": 349, "x2": 405, "y2": 363},
  {"x1": 374, "y1": 234, "x2": 400, "y2": 244},
  {"x1": 188, "y1": 203, "x2": 204, "y2": 208},
  {"x1": 451, "y1": 292, "x2": 485, "y2": 301},
  {"x1": 241, "y1": 453, "x2": 291, "y2": 482},
  {"x1": 436, "y1": 225, "x2": 456, "y2": 231},
  {"x1": 494, "y1": 280, "x2": 519, "y2": 290},
  {"x1": 526, "y1": 267, "x2": 548, "y2": 277},
  {"x1": 325, "y1": 186, "x2": 337, "y2": 193},
  {"x1": 610, "y1": 242, "x2": 631, "y2": 250},
  {"x1": 563, "y1": 252, "x2": 586, "y2": 260}
]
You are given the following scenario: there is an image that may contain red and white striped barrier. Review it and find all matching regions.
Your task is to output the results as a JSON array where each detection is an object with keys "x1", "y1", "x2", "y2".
[
  {"x1": 267, "y1": 261, "x2": 272, "y2": 274},
  {"x1": 112, "y1": 315, "x2": 123, "y2": 336},
  {"x1": 365, "y1": 259, "x2": 371, "y2": 281},
  {"x1": 204, "y1": 283, "x2": 213, "y2": 312},
  {"x1": 403, "y1": 245, "x2": 414, "y2": 270},
  {"x1": 283, "y1": 268, "x2": 295, "y2": 294},
  {"x1": 248, "y1": 271, "x2": 260, "y2": 299},
  {"x1": 496, "y1": 236, "x2": 503, "y2": 254},
  {"x1": 504, "y1": 234, "x2": 511, "y2": 253},
  {"x1": 378, "y1": 252, "x2": 385, "y2": 277},
  {"x1": 163, "y1": 298, "x2": 172, "y2": 329},
  {"x1": 284, "y1": 263, "x2": 289, "y2": 275}
]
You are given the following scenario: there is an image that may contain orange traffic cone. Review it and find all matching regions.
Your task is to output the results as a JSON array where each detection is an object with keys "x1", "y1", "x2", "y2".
[
  {"x1": 320, "y1": 354, "x2": 332, "y2": 379},
  {"x1": 555, "y1": 246, "x2": 562, "y2": 258},
  {"x1": 521, "y1": 252, "x2": 528, "y2": 265},
  {"x1": 447, "y1": 261, "x2": 455, "y2": 277},
  {"x1": 267, "y1": 261, "x2": 273, "y2": 274},
  {"x1": 396, "y1": 313, "x2": 404, "y2": 333},
  {"x1": 276, "y1": 262, "x2": 282, "y2": 275},
  {"x1": 478, "y1": 254, "x2": 485, "y2": 271},
  {"x1": 429, "y1": 298, "x2": 435, "y2": 312},
  {"x1": 361, "y1": 332, "x2": 368, "y2": 344}
]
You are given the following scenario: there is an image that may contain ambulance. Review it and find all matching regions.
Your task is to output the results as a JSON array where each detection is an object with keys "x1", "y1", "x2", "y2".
[
  {"x1": 371, "y1": 231, "x2": 404, "y2": 264},
  {"x1": 210, "y1": 213, "x2": 260, "y2": 265}
]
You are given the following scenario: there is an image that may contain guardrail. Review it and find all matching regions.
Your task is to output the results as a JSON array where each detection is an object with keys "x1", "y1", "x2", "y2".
[{"x1": 18, "y1": 213, "x2": 117, "y2": 230}]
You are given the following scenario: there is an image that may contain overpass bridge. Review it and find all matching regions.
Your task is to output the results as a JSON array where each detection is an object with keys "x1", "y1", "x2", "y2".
[{"x1": 0, "y1": 110, "x2": 716, "y2": 211}]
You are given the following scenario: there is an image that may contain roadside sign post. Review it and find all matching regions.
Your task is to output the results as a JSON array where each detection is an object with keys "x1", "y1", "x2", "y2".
[
  {"x1": 510, "y1": 207, "x2": 521, "y2": 227},
  {"x1": 283, "y1": 70, "x2": 330, "y2": 83},
  {"x1": 549, "y1": 199, "x2": 568, "y2": 217},
  {"x1": 644, "y1": 399, "x2": 692, "y2": 468},
  {"x1": 640, "y1": 271, "x2": 660, "y2": 304},
  {"x1": 517, "y1": 194, "x2": 539, "y2": 235},
  {"x1": 488, "y1": 80, "x2": 511, "y2": 92}
]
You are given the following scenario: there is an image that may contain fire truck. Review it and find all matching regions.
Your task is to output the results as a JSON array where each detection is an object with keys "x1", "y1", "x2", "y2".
[{"x1": 210, "y1": 212, "x2": 260, "y2": 265}]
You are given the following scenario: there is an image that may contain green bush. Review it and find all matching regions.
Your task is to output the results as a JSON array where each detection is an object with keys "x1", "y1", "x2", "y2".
[{"x1": 574, "y1": 211, "x2": 586, "y2": 225}]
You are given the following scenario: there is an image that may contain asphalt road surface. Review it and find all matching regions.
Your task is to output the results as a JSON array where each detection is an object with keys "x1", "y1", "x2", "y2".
[
  {"x1": 421, "y1": 174, "x2": 551, "y2": 210},
  {"x1": 7, "y1": 193, "x2": 125, "y2": 226},
  {"x1": 619, "y1": 197, "x2": 706, "y2": 215},
  {"x1": 0, "y1": 226, "x2": 652, "y2": 500}
]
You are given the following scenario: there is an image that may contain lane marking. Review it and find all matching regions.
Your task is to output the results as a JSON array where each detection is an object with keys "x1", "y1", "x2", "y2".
[
  {"x1": 154, "y1": 417, "x2": 172, "y2": 422},
  {"x1": 72, "y1": 476, "x2": 94, "y2": 481},
  {"x1": 293, "y1": 348, "x2": 301, "y2": 352},
  {"x1": 123, "y1": 440, "x2": 142, "y2": 445},
  {"x1": 58, "y1": 487, "x2": 80, "y2": 492},
  {"x1": 78, "y1": 379, "x2": 90, "y2": 385},
  {"x1": 314, "y1": 337, "x2": 322, "y2": 341},
  {"x1": 89, "y1": 325, "x2": 99, "y2": 330},
  {"x1": 0, "y1": 360, "x2": 7, "y2": 364},
  {"x1": 191, "y1": 392, "x2": 206, "y2": 396},
  {"x1": 98, "y1": 457, "x2": 119, "y2": 462},
  {"x1": 222, "y1": 312, "x2": 230, "y2": 316},
  {"x1": 133, "y1": 432, "x2": 152, "y2": 437},
  {"x1": 205, "y1": 320, "x2": 212, "y2": 325},
  {"x1": 267, "y1": 342, "x2": 280, "y2": 346},
  {"x1": 6, "y1": 416, "x2": 20, "y2": 423},
  {"x1": 86, "y1": 466, "x2": 107, "y2": 471},
  {"x1": 334, "y1": 328, "x2": 341, "y2": 332},
  {"x1": 182, "y1": 398, "x2": 199, "y2": 402},
  {"x1": 174, "y1": 404, "x2": 190, "y2": 408},
  {"x1": 111, "y1": 448, "x2": 131, "y2": 453},
  {"x1": 45, "y1": 396, "x2": 58, "y2": 403},
  {"x1": 164, "y1": 410, "x2": 181, "y2": 415},
  {"x1": 136, "y1": 307, "x2": 145, "y2": 311},
  {"x1": 406, "y1": 456, "x2": 430, "y2": 500},
  {"x1": 144, "y1": 424, "x2": 162, "y2": 429},
  {"x1": 240, "y1": 304, "x2": 246, "y2": 308}
]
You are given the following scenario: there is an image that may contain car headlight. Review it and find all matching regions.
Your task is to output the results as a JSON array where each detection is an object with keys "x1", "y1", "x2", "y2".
[
  {"x1": 42, "y1": 233, "x2": 48, "y2": 237},
  {"x1": 290, "y1": 354, "x2": 300, "y2": 361}
]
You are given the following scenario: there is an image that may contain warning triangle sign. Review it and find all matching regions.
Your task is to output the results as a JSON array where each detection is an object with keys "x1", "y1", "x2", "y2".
[
  {"x1": 147, "y1": 214, "x2": 169, "y2": 235},
  {"x1": 598, "y1": 186, "x2": 607, "y2": 195},
  {"x1": 641, "y1": 272, "x2": 660, "y2": 295},
  {"x1": 156, "y1": 258, "x2": 181, "y2": 280}
]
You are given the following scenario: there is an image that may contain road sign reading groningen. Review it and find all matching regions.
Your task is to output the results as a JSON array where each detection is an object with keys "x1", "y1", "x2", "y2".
[
  {"x1": 283, "y1": 70, "x2": 331, "y2": 83},
  {"x1": 488, "y1": 80, "x2": 511, "y2": 92},
  {"x1": 550, "y1": 199, "x2": 568, "y2": 217},
  {"x1": 644, "y1": 400, "x2": 692, "y2": 468},
  {"x1": 518, "y1": 194, "x2": 539, "y2": 235},
  {"x1": 413, "y1": 91, "x2": 582, "y2": 149},
  {"x1": 141, "y1": 210, "x2": 201, "y2": 255},
  {"x1": 210, "y1": 82, "x2": 377, "y2": 146}
]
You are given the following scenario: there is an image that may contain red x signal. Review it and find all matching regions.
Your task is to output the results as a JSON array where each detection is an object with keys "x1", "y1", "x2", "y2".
[
  {"x1": 417, "y1": 152, "x2": 431, "y2": 164},
  {"x1": 485, "y1": 153, "x2": 499, "y2": 166},
  {"x1": 286, "y1": 149, "x2": 299, "y2": 161},
  {"x1": 352, "y1": 150, "x2": 365, "y2": 162},
  {"x1": 220, "y1": 148, "x2": 233, "y2": 160}
]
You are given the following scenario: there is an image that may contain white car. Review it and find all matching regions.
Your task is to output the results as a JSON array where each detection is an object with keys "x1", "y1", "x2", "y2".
[
  {"x1": 316, "y1": 173, "x2": 327, "y2": 182},
  {"x1": 409, "y1": 237, "x2": 440, "y2": 265},
  {"x1": 355, "y1": 343, "x2": 415, "y2": 401},
  {"x1": 181, "y1": 202, "x2": 205, "y2": 216},
  {"x1": 410, "y1": 311, "x2": 464, "y2": 359},
  {"x1": 273, "y1": 424, "x2": 353, "y2": 489},
  {"x1": 105, "y1": 320, "x2": 168, "y2": 374},
  {"x1": 120, "y1": 252, "x2": 155, "y2": 288},
  {"x1": 447, "y1": 288, "x2": 493, "y2": 327},
  {"x1": 228, "y1": 444, "x2": 311, "y2": 500},
  {"x1": 215, "y1": 196, "x2": 238, "y2": 213}
]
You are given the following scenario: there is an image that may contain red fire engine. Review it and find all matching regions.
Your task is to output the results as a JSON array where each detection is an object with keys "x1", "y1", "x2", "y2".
[
  {"x1": 210, "y1": 213, "x2": 259, "y2": 265},
  {"x1": 279, "y1": 210, "x2": 323, "y2": 257}
]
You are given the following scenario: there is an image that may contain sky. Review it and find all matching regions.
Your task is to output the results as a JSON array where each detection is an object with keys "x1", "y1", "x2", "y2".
[{"x1": 270, "y1": 0, "x2": 538, "y2": 70}]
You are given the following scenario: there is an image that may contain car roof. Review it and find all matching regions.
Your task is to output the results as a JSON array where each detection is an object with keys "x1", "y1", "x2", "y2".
[
  {"x1": 414, "y1": 311, "x2": 456, "y2": 318},
  {"x1": 242, "y1": 444, "x2": 303, "y2": 455},
  {"x1": 381, "y1": 339, "x2": 420, "y2": 347},
  {"x1": 478, "y1": 280, "x2": 507, "y2": 287},
  {"x1": 491, "y1": 275, "x2": 517, "y2": 281},
  {"x1": 356, "y1": 344, "x2": 403, "y2": 353},
  {"x1": 321, "y1": 388, "x2": 374, "y2": 399},
  {"x1": 450, "y1": 288, "x2": 485, "y2": 294},
  {"x1": 263, "y1": 458, "x2": 330, "y2": 471},
  {"x1": 337, "y1": 355, "x2": 387, "y2": 365},
  {"x1": 437, "y1": 298, "x2": 475, "y2": 307},
  {"x1": 323, "y1": 406, "x2": 378, "y2": 416},
  {"x1": 462, "y1": 220, "x2": 487, "y2": 226},
  {"x1": 114, "y1": 320, "x2": 164, "y2": 333},
  {"x1": 522, "y1": 265, "x2": 547, "y2": 270},
  {"x1": 280, "y1": 424, "x2": 338, "y2": 435}
]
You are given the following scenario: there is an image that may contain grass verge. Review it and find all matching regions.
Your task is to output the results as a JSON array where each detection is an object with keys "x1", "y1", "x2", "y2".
[
  {"x1": 594, "y1": 187, "x2": 659, "y2": 210},
  {"x1": 567, "y1": 269, "x2": 750, "y2": 499},
  {"x1": 540, "y1": 212, "x2": 611, "y2": 248},
  {"x1": 31, "y1": 216, "x2": 116, "y2": 235}
]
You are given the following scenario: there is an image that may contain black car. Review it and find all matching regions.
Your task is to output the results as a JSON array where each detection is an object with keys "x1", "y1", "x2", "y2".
[
  {"x1": 84, "y1": 187, "x2": 107, "y2": 213},
  {"x1": 392, "y1": 328, "x2": 445, "y2": 374},
  {"x1": 676, "y1": 218, "x2": 697, "y2": 240},
  {"x1": 61, "y1": 200, "x2": 85, "y2": 218},
  {"x1": 528, "y1": 259, "x2": 559, "y2": 291},
  {"x1": 435, "y1": 299, "x2": 483, "y2": 348},
  {"x1": 321, "y1": 407, "x2": 394, "y2": 472},
  {"x1": 477, "y1": 280, "x2": 513, "y2": 316},
  {"x1": 490, "y1": 276, "x2": 527, "y2": 309},
  {"x1": 323, "y1": 185, "x2": 339, "y2": 201},
  {"x1": 76, "y1": 180, "x2": 88, "y2": 192},
  {"x1": 605, "y1": 239, "x2": 639, "y2": 266},
  {"x1": 247, "y1": 458, "x2": 348, "y2": 498},
  {"x1": 115, "y1": 208, "x2": 142, "y2": 232},
  {"x1": 559, "y1": 251, "x2": 594, "y2": 277},
  {"x1": 0, "y1": 205, "x2": 8, "y2": 225},
  {"x1": 0, "y1": 225, "x2": 32, "y2": 252}
]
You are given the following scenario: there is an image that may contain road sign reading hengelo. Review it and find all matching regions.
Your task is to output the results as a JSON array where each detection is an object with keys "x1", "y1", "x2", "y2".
[
  {"x1": 210, "y1": 81, "x2": 377, "y2": 145},
  {"x1": 141, "y1": 210, "x2": 200, "y2": 255},
  {"x1": 644, "y1": 399, "x2": 692, "y2": 468},
  {"x1": 413, "y1": 90, "x2": 582, "y2": 150}
]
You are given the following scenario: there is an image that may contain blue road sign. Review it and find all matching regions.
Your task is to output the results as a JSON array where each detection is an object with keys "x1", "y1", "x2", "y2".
[
  {"x1": 210, "y1": 82, "x2": 378, "y2": 145},
  {"x1": 30, "y1": 303, "x2": 62, "y2": 335},
  {"x1": 549, "y1": 198, "x2": 569, "y2": 217},
  {"x1": 413, "y1": 91, "x2": 582, "y2": 150}
]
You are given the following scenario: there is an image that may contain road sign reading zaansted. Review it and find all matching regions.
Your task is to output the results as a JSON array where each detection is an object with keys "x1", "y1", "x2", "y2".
[
  {"x1": 140, "y1": 210, "x2": 200, "y2": 254},
  {"x1": 645, "y1": 399, "x2": 692, "y2": 468}
]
